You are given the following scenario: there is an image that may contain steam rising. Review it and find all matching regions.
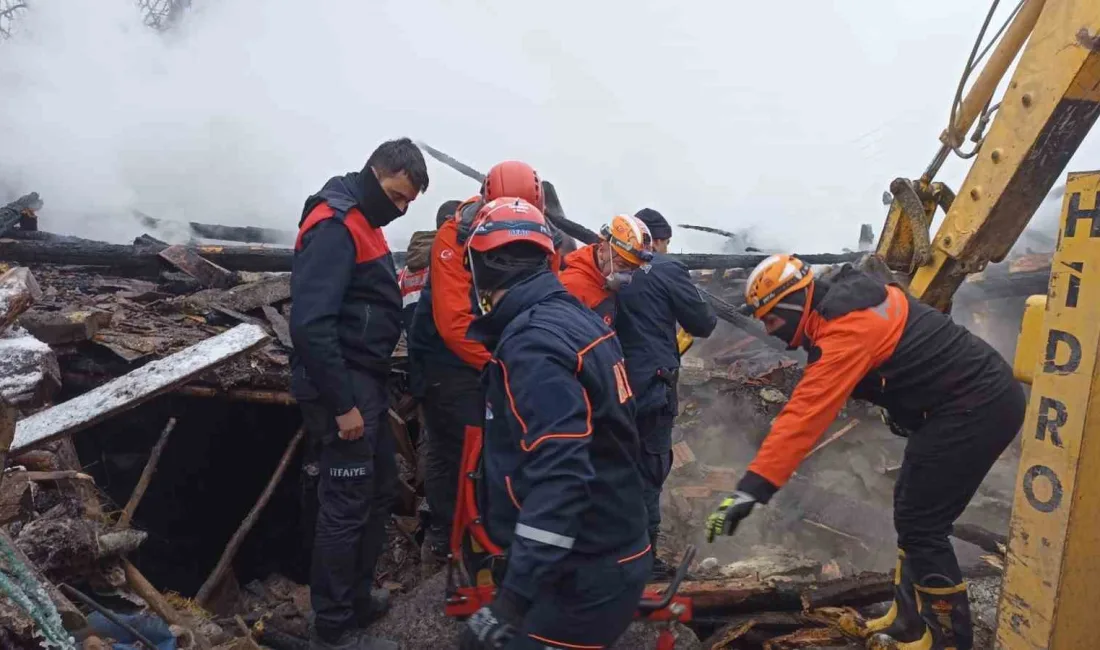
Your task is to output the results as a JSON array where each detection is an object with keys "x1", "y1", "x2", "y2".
[{"x1": 2, "y1": 0, "x2": 1070, "y2": 253}]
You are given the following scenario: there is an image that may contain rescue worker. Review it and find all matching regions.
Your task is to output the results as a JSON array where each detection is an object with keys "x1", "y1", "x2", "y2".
[
  {"x1": 559, "y1": 214, "x2": 654, "y2": 327},
  {"x1": 398, "y1": 200, "x2": 460, "y2": 330},
  {"x1": 704, "y1": 255, "x2": 1025, "y2": 650},
  {"x1": 615, "y1": 208, "x2": 717, "y2": 576},
  {"x1": 407, "y1": 161, "x2": 546, "y2": 569},
  {"x1": 290, "y1": 138, "x2": 429, "y2": 650},
  {"x1": 459, "y1": 198, "x2": 651, "y2": 650}
]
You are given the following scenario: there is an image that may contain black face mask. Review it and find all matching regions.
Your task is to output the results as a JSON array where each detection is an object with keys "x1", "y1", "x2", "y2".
[
  {"x1": 358, "y1": 168, "x2": 405, "y2": 228},
  {"x1": 770, "y1": 305, "x2": 804, "y2": 348}
]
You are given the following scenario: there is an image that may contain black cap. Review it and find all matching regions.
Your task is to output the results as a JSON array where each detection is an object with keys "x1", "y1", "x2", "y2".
[
  {"x1": 634, "y1": 208, "x2": 672, "y2": 241},
  {"x1": 436, "y1": 200, "x2": 462, "y2": 228}
]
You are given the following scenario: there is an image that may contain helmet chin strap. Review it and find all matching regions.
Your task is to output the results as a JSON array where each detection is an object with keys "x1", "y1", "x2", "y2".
[{"x1": 771, "y1": 283, "x2": 814, "y2": 349}]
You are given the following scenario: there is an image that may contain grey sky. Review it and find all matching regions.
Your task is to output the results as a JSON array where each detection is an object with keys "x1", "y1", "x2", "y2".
[{"x1": 0, "y1": 0, "x2": 1081, "y2": 252}]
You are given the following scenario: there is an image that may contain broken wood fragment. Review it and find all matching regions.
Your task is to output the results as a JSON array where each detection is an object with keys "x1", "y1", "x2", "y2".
[
  {"x1": 116, "y1": 417, "x2": 177, "y2": 529},
  {"x1": 670, "y1": 440, "x2": 696, "y2": 472},
  {"x1": 176, "y1": 384, "x2": 296, "y2": 405},
  {"x1": 263, "y1": 305, "x2": 293, "y2": 348},
  {"x1": 951, "y1": 522, "x2": 1007, "y2": 556},
  {"x1": 650, "y1": 577, "x2": 801, "y2": 613},
  {"x1": 0, "y1": 471, "x2": 29, "y2": 524},
  {"x1": 15, "y1": 516, "x2": 146, "y2": 577},
  {"x1": 0, "y1": 326, "x2": 61, "y2": 406},
  {"x1": 800, "y1": 571, "x2": 893, "y2": 611},
  {"x1": 123, "y1": 559, "x2": 212, "y2": 650},
  {"x1": 0, "y1": 193, "x2": 42, "y2": 237},
  {"x1": 9, "y1": 449, "x2": 59, "y2": 472},
  {"x1": 805, "y1": 419, "x2": 861, "y2": 460},
  {"x1": 19, "y1": 309, "x2": 111, "y2": 344},
  {"x1": 221, "y1": 274, "x2": 291, "y2": 312},
  {"x1": 0, "y1": 267, "x2": 42, "y2": 334},
  {"x1": 54, "y1": 436, "x2": 104, "y2": 521},
  {"x1": 195, "y1": 426, "x2": 305, "y2": 609},
  {"x1": 23, "y1": 470, "x2": 93, "y2": 482},
  {"x1": 159, "y1": 245, "x2": 239, "y2": 289},
  {"x1": 762, "y1": 626, "x2": 848, "y2": 649},
  {"x1": 12, "y1": 323, "x2": 271, "y2": 453}
]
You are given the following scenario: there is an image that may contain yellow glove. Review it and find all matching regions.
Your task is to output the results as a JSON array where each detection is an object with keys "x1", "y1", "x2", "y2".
[
  {"x1": 676, "y1": 327, "x2": 694, "y2": 355},
  {"x1": 705, "y1": 491, "x2": 757, "y2": 543}
]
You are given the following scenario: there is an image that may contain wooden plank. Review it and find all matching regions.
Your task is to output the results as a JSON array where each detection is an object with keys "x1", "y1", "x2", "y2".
[
  {"x1": 11, "y1": 324, "x2": 270, "y2": 452},
  {"x1": 222, "y1": 274, "x2": 291, "y2": 312},
  {"x1": 263, "y1": 305, "x2": 293, "y2": 348},
  {"x1": 0, "y1": 267, "x2": 42, "y2": 334},
  {"x1": 800, "y1": 571, "x2": 893, "y2": 610},
  {"x1": 158, "y1": 245, "x2": 238, "y2": 289}
]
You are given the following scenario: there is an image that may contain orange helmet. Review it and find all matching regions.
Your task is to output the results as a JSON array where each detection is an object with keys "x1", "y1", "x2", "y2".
[
  {"x1": 600, "y1": 215, "x2": 653, "y2": 267},
  {"x1": 482, "y1": 161, "x2": 544, "y2": 211},
  {"x1": 743, "y1": 254, "x2": 814, "y2": 318},
  {"x1": 467, "y1": 198, "x2": 555, "y2": 256}
]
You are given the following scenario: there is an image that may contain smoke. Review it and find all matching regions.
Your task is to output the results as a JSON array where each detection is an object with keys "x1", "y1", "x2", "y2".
[{"x1": 0, "y1": 0, "x2": 1029, "y2": 253}]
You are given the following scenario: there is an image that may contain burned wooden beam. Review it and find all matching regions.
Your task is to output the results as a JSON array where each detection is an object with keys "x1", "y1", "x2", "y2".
[
  {"x1": 0, "y1": 193, "x2": 43, "y2": 237},
  {"x1": 195, "y1": 426, "x2": 304, "y2": 608},
  {"x1": 951, "y1": 522, "x2": 1007, "y2": 556},
  {"x1": 649, "y1": 578, "x2": 802, "y2": 614},
  {"x1": 19, "y1": 309, "x2": 111, "y2": 345},
  {"x1": 115, "y1": 417, "x2": 177, "y2": 529},
  {"x1": 11, "y1": 323, "x2": 271, "y2": 452},
  {"x1": 134, "y1": 211, "x2": 296, "y2": 245},
  {"x1": 159, "y1": 244, "x2": 239, "y2": 289},
  {"x1": 679, "y1": 223, "x2": 737, "y2": 239},
  {"x1": 0, "y1": 267, "x2": 42, "y2": 334},
  {"x1": 800, "y1": 572, "x2": 893, "y2": 610}
]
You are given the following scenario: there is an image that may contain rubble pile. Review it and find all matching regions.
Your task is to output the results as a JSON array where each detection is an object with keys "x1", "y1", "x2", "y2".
[{"x1": 0, "y1": 193, "x2": 1036, "y2": 649}]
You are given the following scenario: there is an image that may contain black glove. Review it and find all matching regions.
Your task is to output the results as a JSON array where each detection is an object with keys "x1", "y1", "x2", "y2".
[
  {"x1": 879, "y1": 408, "x2": 913, "y2": 438},
  {"x1": 705, "y1": 491, "x2": 758, "y2": 543},
  {"x1": 460, "y1": 588, "x2": 530, "y2": 649}
]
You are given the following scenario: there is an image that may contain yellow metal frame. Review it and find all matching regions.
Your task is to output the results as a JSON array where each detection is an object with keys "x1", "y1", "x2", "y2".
[
  {"x1": 876, "y1": 0, "x2": 1100, "y2": 310},
  {"x1": 997, "y1": 171, "x2": 1100, "y2": 650}
]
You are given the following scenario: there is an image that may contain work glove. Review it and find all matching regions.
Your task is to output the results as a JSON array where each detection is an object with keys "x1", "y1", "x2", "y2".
[
  {"x1": 705, "y1": 491, "x2": 758, "y2": 543},
  {"x1": 459, "y1": 588, "x2": 530, "y2": 649},
  {"x1": 879, "y1": 408, "x2": 913, "y2": 438}
]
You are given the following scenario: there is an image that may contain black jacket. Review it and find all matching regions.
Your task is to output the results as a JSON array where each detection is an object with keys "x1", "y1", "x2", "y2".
[
  {"x1": 616, "y1": 254, "x2": 717, "y2": 413},
  {"x1": 470, "y1": 271, "x2": 650, "y2": 601},
  {"x1": 289, "y1": 172, "x2": 402, "y2": 414}
]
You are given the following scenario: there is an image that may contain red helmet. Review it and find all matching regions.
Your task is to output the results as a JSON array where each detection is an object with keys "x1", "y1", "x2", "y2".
[
  {"x1": 468, "y1": 198, "x2": 555, "y2": 255},
  {"x1": 481, "y1": 161, "x2": 544, "y2": 211}
]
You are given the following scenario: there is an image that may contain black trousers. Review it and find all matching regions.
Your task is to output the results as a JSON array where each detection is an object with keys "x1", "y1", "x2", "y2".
[
  {"x1": 505, "y1": 549, "x2": 652, "y2": 649},
  {"x1": 637, "y1": 380, "x2": 678, "y2": 542},
  {"x1": 300, "y1": 372, "x2": 398, "y2": 639},
  {"x1": 894, "y1": 383, "x2": 1026, "y2": 584},
  {"x1": 422, "y1": 363, "x2": 484, "y2": 549}
]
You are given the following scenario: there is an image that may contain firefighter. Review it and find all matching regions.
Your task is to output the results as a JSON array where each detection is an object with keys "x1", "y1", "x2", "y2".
[
  {"x1": 704, "y1": 255, "x2": 1025, "y2": 650},
  {"x1": 406, "y1": 161, "x2": 547, "y2": 572},
  {"x1": 616, "y1": 208, "x2": 717, "y2": 577},
  {"x1": 559, "y1": 214, "x2": 654, "y2": 327},
  {"x1": 398, "y1": 200, "x2": 460, "y2": 330},
  {"x1": 459, "y1": 198, "x2": 651, "y2": 650},
  {"x1": 289, "y1": 138, "x2": 428, "y2": 650}
]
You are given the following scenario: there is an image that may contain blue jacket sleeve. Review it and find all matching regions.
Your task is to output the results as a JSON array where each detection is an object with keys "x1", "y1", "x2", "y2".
[
  {"x1": 497, "y1": 331, "x2": 595, "y2": 601},
  {"x1": 290, "y1": 219, "x2": 357, "y2": 415},
  {"x1": 667, "y1": 262, "x2": 717, "y2": 337}
]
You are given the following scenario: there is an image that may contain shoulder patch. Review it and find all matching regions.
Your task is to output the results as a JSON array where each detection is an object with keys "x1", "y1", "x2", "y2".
[{"x1": 441, "y1": 248, "x2": 455, "y2": 261}]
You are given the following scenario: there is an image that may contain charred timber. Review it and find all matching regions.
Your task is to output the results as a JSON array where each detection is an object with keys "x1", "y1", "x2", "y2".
[
  {"x1": 0, "y1": 193, "x2": 43, "y2": 237},
  {"x1": 799, "y1": 571, "x2": 893, "y2": 610},
  {"x1": 134, "y1": 211, "x2": 296, "y2": 246}
]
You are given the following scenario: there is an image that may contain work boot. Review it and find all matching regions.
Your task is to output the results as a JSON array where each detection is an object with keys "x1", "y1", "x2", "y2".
[
  {"x1": 866, "y1": 550, "x2": 933, "y2": 649},
  {"x1": 310, "y1": 628, "x2": 398, "y2": 650},
  {"x1": 354, "y1": 588, "x2": 391, "y2": 627},
  {"x1": 913, "y1": 579, "x2": 972, "y2": 650},
  {"x1": 420, "y1": 530, "x2": 448, "y2": 579}
]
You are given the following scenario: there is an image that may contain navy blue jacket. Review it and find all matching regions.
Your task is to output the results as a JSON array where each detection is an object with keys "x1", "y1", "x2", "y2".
[
  {"x1": 616, "y1": 253, "x2": 717, "y2": 413},
  {"x1": 470, "y1": 271, "x2": 650, "y2": 602},
  {"x1": 289, "y1": 172, "x2": 402, "y2": 415}
]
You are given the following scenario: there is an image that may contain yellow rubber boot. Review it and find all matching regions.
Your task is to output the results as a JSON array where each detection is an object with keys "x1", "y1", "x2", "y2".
[
  {"x1": 866, "y1": 550, "x2": 934, "y2": 649},
  {"x1": 912, "y1": 581, "x2": 972, "y2": 650}
]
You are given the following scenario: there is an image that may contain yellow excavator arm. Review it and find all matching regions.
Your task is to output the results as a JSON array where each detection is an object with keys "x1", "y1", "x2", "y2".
[{"x1": 876, "y1": 0, "x2": 1100, "y2": 310}]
